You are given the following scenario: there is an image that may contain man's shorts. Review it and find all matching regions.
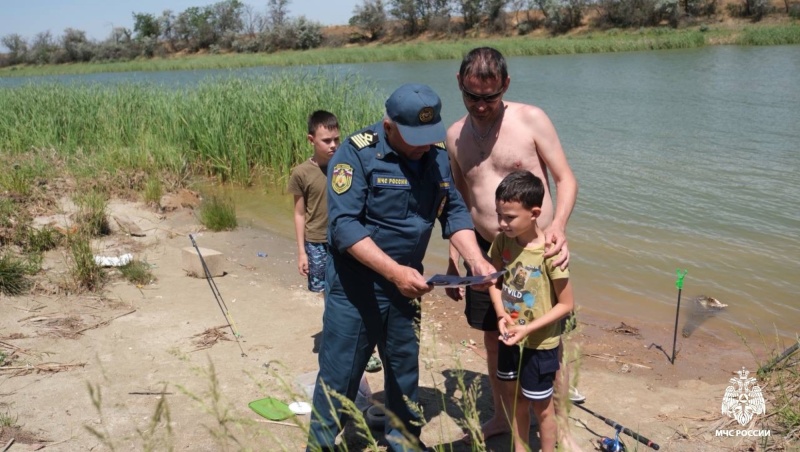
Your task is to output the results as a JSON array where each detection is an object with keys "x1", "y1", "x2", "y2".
[
  {"x1": 305, "y1": 241, "x2": 328, "y2": 293},
  {"x1": 464, "y1": 232, "x2": 498, "y2": 331},
  {"x1": 496, "y1": 345, "x2": 560, "y2": 401}
]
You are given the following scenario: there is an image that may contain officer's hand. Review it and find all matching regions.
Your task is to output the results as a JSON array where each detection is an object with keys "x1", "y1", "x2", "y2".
[
  {"x1": 391, "y1": 266, "x2": 433, "y2": 299},
  {"x1": 445, "y1": 259, "x2": 464, "y2": 301},
  {"x1": 464, "y1": 258, "x2": 498, "y2": 291}
]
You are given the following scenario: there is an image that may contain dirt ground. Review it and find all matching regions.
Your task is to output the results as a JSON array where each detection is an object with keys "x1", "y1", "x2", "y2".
[{"x1": 0, "y1": 199, "x2": 786, "y2": 451}]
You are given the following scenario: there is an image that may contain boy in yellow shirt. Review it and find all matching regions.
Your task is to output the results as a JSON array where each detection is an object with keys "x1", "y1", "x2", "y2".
[{"x1": 488, "y1": 170, "x2": 576, "y2": 452}]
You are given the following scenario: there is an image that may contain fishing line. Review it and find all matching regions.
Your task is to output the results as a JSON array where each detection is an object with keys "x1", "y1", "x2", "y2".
[{"x1": 189, "y1": 234, "x2": 246, "y2": 357}]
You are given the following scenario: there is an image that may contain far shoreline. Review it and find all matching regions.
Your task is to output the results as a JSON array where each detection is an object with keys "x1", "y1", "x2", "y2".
[{"x1": 2, "y1": 21, "x2": 799, "y2": 79}]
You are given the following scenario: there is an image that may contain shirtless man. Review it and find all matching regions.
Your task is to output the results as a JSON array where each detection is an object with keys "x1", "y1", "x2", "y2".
[{"x1": 445, "y1": 47, "x2": 579, "y2": 443}]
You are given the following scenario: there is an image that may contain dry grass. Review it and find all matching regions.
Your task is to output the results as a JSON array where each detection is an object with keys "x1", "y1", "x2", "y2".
[{"x1": 191, "y1": 325, "x2": 233, "y2": 352}]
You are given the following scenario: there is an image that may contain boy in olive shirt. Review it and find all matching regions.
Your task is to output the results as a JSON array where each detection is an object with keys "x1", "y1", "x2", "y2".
[
  {"x1": 288, "y1": 110, "x2": 340, "y2": 292},
  {"x1": 288, "y1": 111, "x2": 382, "y2": 377}
]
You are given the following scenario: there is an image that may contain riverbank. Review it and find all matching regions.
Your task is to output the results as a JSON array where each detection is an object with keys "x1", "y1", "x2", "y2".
[
  {"x1": 1, "y1": 20, "x2": 798, "y2": 78},
  {"x1": 1, "y1": 193, "x2": 796, "y2": 451}
]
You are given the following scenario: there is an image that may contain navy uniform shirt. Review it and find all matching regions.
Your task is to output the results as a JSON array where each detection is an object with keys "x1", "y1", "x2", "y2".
[{"x1": 327, "y1": 121, "x2": 474, "y2": 275}]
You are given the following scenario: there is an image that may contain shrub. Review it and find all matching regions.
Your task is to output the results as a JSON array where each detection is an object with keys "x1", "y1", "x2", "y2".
[
  {"x1": 21, "y1": 225, "x2": 62, "y2": 253},
  {"x1": 74, "y1": 191, "x2": 111, "y2": 237},
  {"x1": 67, "y1": 233, "x2": 105, "y2": 291},
  {"x1": 119, "y1": 260, "x2": 155, "y2": 286},
  {"x1": 595, "y1": 0, "x2": 678, "y2": 28},
  {"x1": 0, "y1": 254, "x2": 31, "y2": 296},
  {"x1": 199, "y1": 196, "x2": 237, "y2": 231},
  {"x1": 143, "y1": 176, "x2": 163, "y2": 206}
]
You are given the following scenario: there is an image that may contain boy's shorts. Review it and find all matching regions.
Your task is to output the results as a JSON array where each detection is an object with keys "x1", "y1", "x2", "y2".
[
  {"x1": 464, "y1": 232, "x2": 498, "y2": 331},
  {"x1": 305, "y1": 241, "x2": 328, "y2": 293},
  {"x1": 496, "y1": 345, "x2": 560, "y2": 401}
]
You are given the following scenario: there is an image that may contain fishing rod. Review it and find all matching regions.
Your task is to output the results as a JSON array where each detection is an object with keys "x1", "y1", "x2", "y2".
[
  {"x1": 575, "y1": 404, "x2": 660, "y2": 450},
  {"x1": 670, "y1": 269, "x2": 688, "y2": 364},
  {"x1": 758, "y1": 339, "x2": 799, "y2": 375},
  {"x1": 189, "y1": 234, "x2": 246, "y2": 357}
]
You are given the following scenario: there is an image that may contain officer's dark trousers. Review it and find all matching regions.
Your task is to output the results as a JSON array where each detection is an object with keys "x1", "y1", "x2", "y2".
[{"x1": 306, "y1": 269, "x2": 423, "y2": 452}]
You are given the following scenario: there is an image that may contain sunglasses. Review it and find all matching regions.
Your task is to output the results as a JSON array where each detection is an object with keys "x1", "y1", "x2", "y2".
[{"x1": 460, "y1": 85, "x2": 504, "y2": 103}]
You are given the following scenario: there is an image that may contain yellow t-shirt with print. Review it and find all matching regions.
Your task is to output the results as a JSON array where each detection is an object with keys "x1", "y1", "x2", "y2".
[{"x1": 489, "y1": 233, "x2": 569, "y2": 350}]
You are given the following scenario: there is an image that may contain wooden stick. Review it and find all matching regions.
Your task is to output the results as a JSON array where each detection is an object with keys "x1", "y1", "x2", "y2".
[
  {"x1": 584, "y1": 353, "x2": 652, "y2": 369},
  {"x1": 253, "y1": 419, "x2": 302, "y2": 428},
  {"x1": 2, "y1": 438, "x2": 15, "y2": 452},
  {"x1": 0, "y1": 363, "x2": 86, "y2": 373},
  {"x1": 74, "y1": 309, "x2": 136, "y2": 334}
]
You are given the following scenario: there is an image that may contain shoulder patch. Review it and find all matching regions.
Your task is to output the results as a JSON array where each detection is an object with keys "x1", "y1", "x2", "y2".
[
  {"x1": 331, "y1": 163, "x2": 353, "y2": 195},
  {"x1": 350, "y1": 131, "x2": 379, "y2": 150}
]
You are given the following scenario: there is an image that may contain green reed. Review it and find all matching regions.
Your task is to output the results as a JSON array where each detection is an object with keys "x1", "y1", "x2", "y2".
[
  {"x1": 736, "y1": 25, "x2": 800, "y2": 45},
  {"x1": 0, "y1": 72, "x2": 383, "y2": 184}
]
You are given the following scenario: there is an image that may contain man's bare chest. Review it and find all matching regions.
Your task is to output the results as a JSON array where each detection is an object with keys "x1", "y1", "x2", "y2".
[{"x1": 460, "y1": 144, "x2": 542, "y2": 179}]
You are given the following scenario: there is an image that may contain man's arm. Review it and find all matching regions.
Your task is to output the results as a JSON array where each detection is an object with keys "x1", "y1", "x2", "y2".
[
  {"x1": 346, "y1": 237, "x2": 431, "y2": 299},
  {"x1": 448, "y1": 229, "x2": 495, "y2": 282},
  {"x1": 448, "y1": 229, "x2": 495, "y2": 299},
  {"x1": 529, "y1": 106, "x2": 578, "y2": 268},
  {"x1": 292, "y1": 195, "x2": 308, "y2": 276},
  {"x1": 445, "y1": 128, "x2": 472, "y2": 299}
]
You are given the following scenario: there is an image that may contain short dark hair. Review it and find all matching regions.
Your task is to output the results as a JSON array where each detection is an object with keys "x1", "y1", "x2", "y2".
[
  {"x1": 308, "y1": 110, "x2": 339, "y2": 135},
  {"x1": 459, "y1": 47, "x2": 508, "y2": 82},
  {"x1": 495, "y1": 170, "x2": 545, "y2": 209}
]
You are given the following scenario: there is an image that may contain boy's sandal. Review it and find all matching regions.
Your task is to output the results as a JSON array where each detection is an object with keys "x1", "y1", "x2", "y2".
[{"x1": 365, "y1": 355, "x2": 382, "y2": 373}]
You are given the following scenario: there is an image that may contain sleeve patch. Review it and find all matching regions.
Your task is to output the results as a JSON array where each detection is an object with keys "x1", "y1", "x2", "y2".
[{"x1": 331, "y1": 163, "x2": 354, "y2": 194}]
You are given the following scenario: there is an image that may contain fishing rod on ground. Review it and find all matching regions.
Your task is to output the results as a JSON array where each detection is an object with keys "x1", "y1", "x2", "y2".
[
  {"x1": 758, "y1": 339, "x2": 799, "y2": 375},
  {"x1": 575, "y1": 404, "x2": 660, "y2": 450},
  {"x1": 189, "y1": 234, "x2": 247, "y2": 358}
]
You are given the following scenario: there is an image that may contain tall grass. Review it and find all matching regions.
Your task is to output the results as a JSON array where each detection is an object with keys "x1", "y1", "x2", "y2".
[
  {"x1": 736, "y1": 25, "x2": 800, "y2": 45},
  {"x1": 0, "y1": 73, "x2": 383, "y2": 184},
  {"x1": 199, "y1": 196, "x2": 238, "y2": 231}
]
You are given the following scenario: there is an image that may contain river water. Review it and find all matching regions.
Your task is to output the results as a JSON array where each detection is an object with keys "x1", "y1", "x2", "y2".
[{"x1": 4, "y1": 45, "x2": 798, "y2": 343}]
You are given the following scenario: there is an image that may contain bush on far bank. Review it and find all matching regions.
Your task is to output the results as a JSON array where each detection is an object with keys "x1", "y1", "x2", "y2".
[{"x1": 3, "y1": 0, "x2": 796, "y2": 70}]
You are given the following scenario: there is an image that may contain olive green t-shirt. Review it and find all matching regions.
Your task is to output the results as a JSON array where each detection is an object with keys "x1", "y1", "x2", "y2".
[
  {"x1": 287, "y1": 159, "x2": 328, "y2": 243},
  {"x1": 489, "y1": 234, "x2": 569, "y2": 350}
]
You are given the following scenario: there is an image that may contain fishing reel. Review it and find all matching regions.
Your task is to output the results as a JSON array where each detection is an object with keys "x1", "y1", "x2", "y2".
[{"x1": 599, "y1": 428, "x2": 627, "y2": 452}]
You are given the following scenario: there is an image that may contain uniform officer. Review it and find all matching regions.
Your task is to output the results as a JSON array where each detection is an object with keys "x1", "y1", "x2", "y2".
[{"x1": 306, "y1": 83, "x2": 496, "y2": 452}]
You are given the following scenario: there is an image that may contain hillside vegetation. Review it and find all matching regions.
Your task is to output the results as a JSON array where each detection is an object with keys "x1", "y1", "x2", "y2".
[{"x1": 1, "y1": 0, "x2": 799, "y2": 77}]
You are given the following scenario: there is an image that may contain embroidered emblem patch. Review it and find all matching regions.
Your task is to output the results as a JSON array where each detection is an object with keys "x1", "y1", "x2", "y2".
[
  {"x1": 350, "y1": 131, "x2": 379, "y2": 150},
  {"x1": 331, "y1": 163, "x2": 353, "y2": 194},
  {"x1": 419, "y1": 107, "x2": 434, "y2": 123},
  {"x1": 433, "y1": 141, "x2": 446, "y2": 149}
]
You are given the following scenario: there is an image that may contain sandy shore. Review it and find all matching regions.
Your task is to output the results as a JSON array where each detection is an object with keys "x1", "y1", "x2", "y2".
[{"x1": 0, "y1": 199, "x2": 785, "y2": 451}]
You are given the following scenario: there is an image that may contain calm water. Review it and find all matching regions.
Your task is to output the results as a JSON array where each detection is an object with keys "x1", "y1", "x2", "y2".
[{"x1": 5, "y1": 46, "x2": 799, "y2": 342}]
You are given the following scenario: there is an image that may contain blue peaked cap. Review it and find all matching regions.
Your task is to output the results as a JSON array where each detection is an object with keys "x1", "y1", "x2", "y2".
[{"x1": 385, "y1": 83, "x2": 446, "y2": 146}]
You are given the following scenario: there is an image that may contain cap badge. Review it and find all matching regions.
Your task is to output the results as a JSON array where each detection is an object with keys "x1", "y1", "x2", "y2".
[{"x1": 418, "y1": 107, "x2": 434, "y2": 123}]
